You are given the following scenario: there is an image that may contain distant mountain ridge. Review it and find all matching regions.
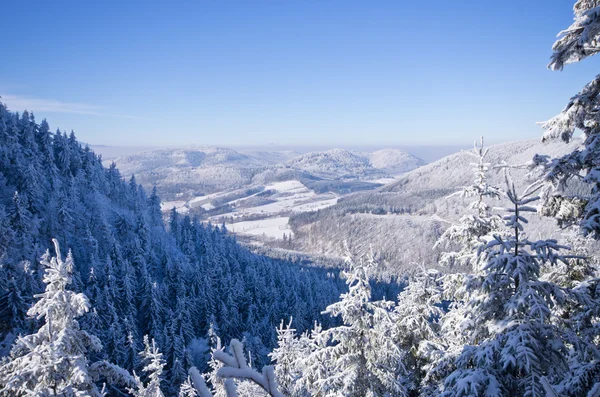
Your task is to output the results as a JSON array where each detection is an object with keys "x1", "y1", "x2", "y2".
[{"x1": 109, "y1": 146, "x2": 425, "y2": 201}]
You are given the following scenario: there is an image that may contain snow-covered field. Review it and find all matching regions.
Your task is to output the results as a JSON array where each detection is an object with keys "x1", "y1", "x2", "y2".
[
  {"x1": 159, "y1": 173, "x2": 412, "y2": 244},
  {"x1": 143, "y1": 148, "x2": 412, "y2": 245},
  {"x1": 159, "y1": 179, "x2": 342, "y2": 242},
  {"x1": 226, "y1": 217, "x2": 292, "y2": 240},
  {"x1": 161, "y1": 200, "x2": 188, "y2": 213},
  {"x1": 209, "y1": 180, "x2": 339, "y2": 241},
  {"x1": 231, "y1": 182, "x2": 336, "y2": 217}
]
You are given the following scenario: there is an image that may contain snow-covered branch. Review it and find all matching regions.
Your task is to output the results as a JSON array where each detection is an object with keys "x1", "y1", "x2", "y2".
[{"x1": 186, "y1": 339, "x2": 285, "y2": 397}]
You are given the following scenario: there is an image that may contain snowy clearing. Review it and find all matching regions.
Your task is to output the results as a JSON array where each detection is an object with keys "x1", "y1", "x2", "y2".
[{"x1": 226, "y1": 217, "x2": 292, "y2": 240}]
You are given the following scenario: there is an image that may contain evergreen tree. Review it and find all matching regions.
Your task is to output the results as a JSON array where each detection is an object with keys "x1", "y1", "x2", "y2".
[
  {"x1": 391, "y1": 269, "x2": 445, "y2": 393},
  {"x1": 269, "y1": 319, "x2": 305, "y2": 396},
  {"x1": 0, "y1": 276, "x2": 28, "y2": 334},
  {"x1": 438, "y1": 176, "x2": 596, "y2": 396},
  {"x1": 280, "y1": 254, "x2": 407, "y2": 397},
  {"x1": 539, "y1": 0, "x2": 600, "y2": 237},
  {"x1": 9, "y1": 191, "x2": 37, "y2": 260},
  {"x1": 434, "y1": 137, "x2": 504, "y2": 270},
  {"x1": 130, "y1": 335, "x2": 167, "y2": 397},
  {"x1": 0, "y1": 239, "x2": 127, "y2": 396}
]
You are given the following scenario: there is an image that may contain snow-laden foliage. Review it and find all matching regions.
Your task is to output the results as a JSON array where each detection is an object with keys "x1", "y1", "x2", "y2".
[
  {"x1": 391, "y1": 269, "x2": 445, "y2": 391},
  {"x1": 434, "y1": 137, "x2": 504, "y2": 270},
  {"x1": 129, "y1": 336, "x2": 167, "y2": 397},
  {"x1": 0, "y1": 239, "x2": 131, "y2": 396},
  {"x1": 548, "y1": 0, "x2": 600, "y2": 70},
  {"x1": 437, "y1": 175, "x2": 599, "y2": 396},
  {"x1": 539, "y1": 229, "x2": 600, "y2": 397},
  {"x1": 271, "y1": 254, "x2": 409, "y2": 397},
  {"x1": 214, "y1": 339, "x2": 282, "y2": 397},
  {"x1": 540, "y1": 0, "x2": 600, "y2": 237},
  {"x1": 179, "y1": 376, "x2": 200, "y2": 397},
  {"x1": 183, "y1": 338, "x2": 283, "y2": 397},
  {"x1": 269, "y1": 320, "x2": 302, "y2": 396}
]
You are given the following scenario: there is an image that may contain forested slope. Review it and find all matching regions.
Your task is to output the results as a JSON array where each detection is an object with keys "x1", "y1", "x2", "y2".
[{"x1": 0, "y1": 103, "x2": 345, "y2": 394}]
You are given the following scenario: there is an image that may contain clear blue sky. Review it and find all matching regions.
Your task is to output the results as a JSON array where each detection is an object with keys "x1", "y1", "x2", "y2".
[{"x1": 1, "y1": 1, "x2": 597, "y2": 147}]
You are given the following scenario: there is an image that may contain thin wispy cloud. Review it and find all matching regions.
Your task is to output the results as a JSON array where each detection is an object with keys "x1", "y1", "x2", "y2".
[{"x1": 0, "y1": 94, "x2": 140, "y2": 119}]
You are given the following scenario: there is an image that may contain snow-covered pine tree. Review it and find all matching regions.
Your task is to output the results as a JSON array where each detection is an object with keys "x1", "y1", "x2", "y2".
[
  {"x1": 0, "y1": 239, "x2": 130, "y2": 396},
  {"x1": 539, "y1": 0, "x2": 600, "y2": 237},
  {"x1": 281, "y1": 321, "x2": 328, "y2": 397},
  {"x1": 285, "y1": 253, "x2": 408, "y2": 397},
  {"x1": 391, "y1": 269, "x2": 445, "y2": 393},
  {"x1": 539, "y1": 228, "x2": 600, "y2": 396},
  {"x1": 0, "y1": 275, "x2": 29, "y2": 336},
  {"x1": 269, "y1": 319, "x2": 302, "y2": 396},
  {"x1": 425, "y1": 138, "x2": 505, "y2": 395},
  {"x1": 179, "y1": 376, "x2": 199, "y2": 397},
  {"x1": 130, "y1": 335, "x2": 167, "y2": 397},
  {"x1": 438, "y1": 175, "x2": 595, "y2": 396},
  {"x1": 205, "y1": 335, "x2": 227, "y2": 397},
  {"x1": 9, "y1": 191, "x2": 38, "y2": 261},
  {"x1": 434, "y1": 137, "x2": 503, "y2": 270}
]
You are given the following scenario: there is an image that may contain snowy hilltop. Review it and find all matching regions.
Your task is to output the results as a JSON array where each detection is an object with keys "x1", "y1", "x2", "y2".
[
  {"x1": 366, "y1": 148, "x2": 427, "y2": 175},
  {"x1": 284, "y1": 148, "x2": 386, "y2": 180}
]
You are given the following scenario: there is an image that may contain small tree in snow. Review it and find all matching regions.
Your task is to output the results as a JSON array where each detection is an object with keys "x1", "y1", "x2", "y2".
[
  {"x1": 129, "y1": 335, "x2": 166, "y2": 397},
  {"x1": 427, "y1": 138, "x2": 505, "y2": 394},
  {"x1": 391, "y1": 269, "x2": 445, "y2": 392},
  {"x1": 434, "y1": 137, "x2": 504, "y2": 270},
  {"x1": 205, "y1": 335, "x2": 227, "y2": 397},
  {"x1": 179, "y1": 376, "x2": 200, "y2": 397},
  {"x1": 277, "y1": 253, "x2": 408, "y2": 397},
  {"x1": 269, "y1": 319, "x2": 303, "y2": 396}
]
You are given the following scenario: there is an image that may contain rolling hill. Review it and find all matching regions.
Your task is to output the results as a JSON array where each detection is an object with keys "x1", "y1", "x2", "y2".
[{"x1": 288, "y1": 137, "x2": 585, "y2": 276}]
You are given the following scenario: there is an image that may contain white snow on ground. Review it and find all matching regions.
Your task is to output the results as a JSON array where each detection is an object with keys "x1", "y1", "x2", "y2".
[
  {"x1": 237, "y1": 196, "x2": 312, "y2": 215},
  {"x1": 208, "y1": 181, "x2": 339, "y2": 240},
  {"x1": 370, "y1": 177, "x2": 399, "y2": 185},
  {"x1": 188, "y1": 196, "x2": 207, "y2": 204},
  {"x1": 240, "y1": 196, "x2": 326, "y2": 215},
  {"x1": 170, "y1": 179, "x2": 340, "y2": 241},
  {"x1": 161, "y1": 201, "x2": 188, "y2": 213},
  {"x1": 291, "y1": 198, "x2": 339, "y2": 212},
  {"x1": 226, "y1": 217, "x2": 292, "y2": 240},
  {"x1": 264, "y1": 180, "x2": 307, "y2": 193},
  {"x1": 233, "y1": 183, "x2": 336, "y2": 216}
]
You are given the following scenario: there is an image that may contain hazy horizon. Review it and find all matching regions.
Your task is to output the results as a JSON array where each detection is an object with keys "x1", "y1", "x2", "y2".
[{"x1": 91, "y1": 139, "x2": 530, "y2": 163}]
